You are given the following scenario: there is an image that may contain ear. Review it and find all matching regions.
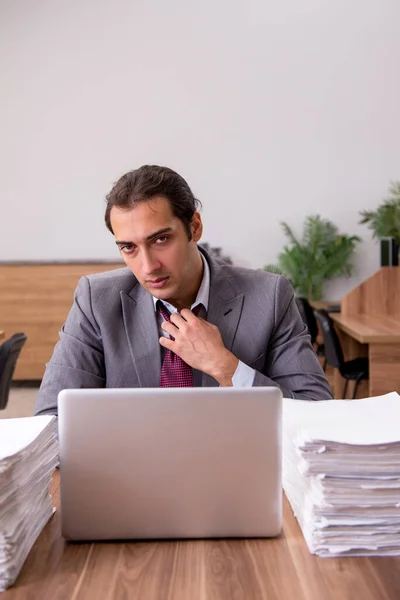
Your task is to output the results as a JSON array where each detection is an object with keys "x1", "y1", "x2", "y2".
[{"x1": 190, "y1": 211, "x2": 203, "y2": 242}]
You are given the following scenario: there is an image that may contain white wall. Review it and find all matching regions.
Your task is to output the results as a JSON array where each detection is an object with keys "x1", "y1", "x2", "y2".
[{"x1": 1, "y1": 0, "x2": 399, "y2": 299}]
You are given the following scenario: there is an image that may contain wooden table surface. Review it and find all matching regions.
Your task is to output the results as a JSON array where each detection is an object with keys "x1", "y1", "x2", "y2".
[
  {"x1": 3, "y1": 472, "x2": 400, "y2": 600},
  {"x1": 330, "y1": 313, "x2": 400, "y2": 344},
  {"x1": 309, "y1": 300, "x2": 340, "y2": 311}
]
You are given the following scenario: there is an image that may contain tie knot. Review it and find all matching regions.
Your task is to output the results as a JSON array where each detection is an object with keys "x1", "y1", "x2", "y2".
[{"x1": 157, "y1": 301, "x2": 203, "y2": 321}]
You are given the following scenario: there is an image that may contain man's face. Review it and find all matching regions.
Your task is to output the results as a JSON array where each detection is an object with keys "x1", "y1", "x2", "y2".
[{"x1": 110, "y1": 196, "x2": 203, "y2": 309}]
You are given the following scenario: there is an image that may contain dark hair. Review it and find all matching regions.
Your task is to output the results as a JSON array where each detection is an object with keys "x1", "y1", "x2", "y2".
[{"x1": 105, "y1": 165, "x2": 201, "y2": 239}]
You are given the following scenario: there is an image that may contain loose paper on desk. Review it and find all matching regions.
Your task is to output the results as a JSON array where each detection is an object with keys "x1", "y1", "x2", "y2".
[
  {"x1": 282, "y1": 392, "x2": 400, "y2": 557},
  {"x1": 0, "y1": 415, "x2": 58, "y2": 592}
]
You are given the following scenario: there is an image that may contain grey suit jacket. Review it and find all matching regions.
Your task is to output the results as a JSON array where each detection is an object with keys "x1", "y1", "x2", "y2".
[{"x1": 34, "y1": 250, "x2": 332, "y2": 416}]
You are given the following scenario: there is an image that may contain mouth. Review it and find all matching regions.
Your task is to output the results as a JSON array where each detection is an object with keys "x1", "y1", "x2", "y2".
[{"x1": 146, "y1": 276, "x2": 169, "y2": 289}]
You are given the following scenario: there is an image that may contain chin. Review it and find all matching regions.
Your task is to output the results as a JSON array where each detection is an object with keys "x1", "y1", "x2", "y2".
[{"x1": 147, "y1": 286, "x2": 175, "y2": 301}]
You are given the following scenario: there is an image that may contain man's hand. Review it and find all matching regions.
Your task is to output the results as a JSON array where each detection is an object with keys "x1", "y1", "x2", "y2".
[{"x1": 159, "y1": 309, "x2": 239, "y2": 386}]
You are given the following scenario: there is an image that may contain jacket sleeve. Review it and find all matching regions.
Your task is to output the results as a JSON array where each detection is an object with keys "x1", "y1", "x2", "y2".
[
  {"x1": 34, "y1": 276, "x2": 106, "y2": 417},
  {"x1": 252, "y1": 276, "x2": 333, "y2": 400}
]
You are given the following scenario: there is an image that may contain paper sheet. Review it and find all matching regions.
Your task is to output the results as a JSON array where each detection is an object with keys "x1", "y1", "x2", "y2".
[{"x1": 283, "y1": 392, "x2": 400, "y2": 557}]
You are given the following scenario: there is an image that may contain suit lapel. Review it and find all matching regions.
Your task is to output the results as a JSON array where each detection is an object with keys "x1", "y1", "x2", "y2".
[
  {"x1": 121, "y1": 282, "x2": 161, "y2": 387},
  {"x1": 201, "y1": 252, "x2": 244, "y2": 386}
]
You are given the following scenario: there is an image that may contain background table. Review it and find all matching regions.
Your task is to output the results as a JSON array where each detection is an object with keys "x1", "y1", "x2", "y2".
[
  {"x1": 3, "y1": 471, "x2": 400, "y2": 599},
  {"x1": 329, "y1": 267, "x2": 400, "y2": 398}
]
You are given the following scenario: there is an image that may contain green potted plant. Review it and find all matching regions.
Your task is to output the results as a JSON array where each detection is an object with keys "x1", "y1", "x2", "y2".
[
  {"x1": 264, "y1": 215, "x2": 360, "y2": 301},
  {"x1": 359, "y1": 181, "x2": 400, "y2": 265}
]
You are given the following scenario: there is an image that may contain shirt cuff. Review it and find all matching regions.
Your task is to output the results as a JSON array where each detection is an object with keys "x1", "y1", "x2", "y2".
[{"x1": 232, "y1": 360, "x2": 256, "y2": 387}]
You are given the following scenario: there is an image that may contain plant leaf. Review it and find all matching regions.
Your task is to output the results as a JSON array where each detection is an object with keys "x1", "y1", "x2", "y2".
[{"x1": 272, "y1": 215, "x2": 360, "y2": 300}]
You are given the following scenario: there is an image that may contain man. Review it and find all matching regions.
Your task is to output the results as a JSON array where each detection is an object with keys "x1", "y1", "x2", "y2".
[{"x1": 34, "y1": 165, "x2": 332, "y2": 416}]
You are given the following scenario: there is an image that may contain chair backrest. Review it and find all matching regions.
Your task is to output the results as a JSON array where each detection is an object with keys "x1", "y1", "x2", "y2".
[
  {"x1": 0, "y1": 333, "x2": 27, "y2": 410},
  {"x1": 313, "y1": 310, "x2": 344, "y2": 370},
  {"x1": 295, "y1": 297, "x2": 318, "y2": 343}
]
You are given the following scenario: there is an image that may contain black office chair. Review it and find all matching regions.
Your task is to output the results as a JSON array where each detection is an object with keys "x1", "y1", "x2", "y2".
[
  {"x1": 295, "y1": 297, "x2": 327, "y2": 370},
  {"x1": 0, "y1": 333, "x2": 27, "y2": 410},
  {"x1": 314, "y1": 310, "x2": 368, "y2": 399}
]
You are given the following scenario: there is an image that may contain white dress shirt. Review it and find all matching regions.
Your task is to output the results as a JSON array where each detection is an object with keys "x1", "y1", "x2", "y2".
[{"x1": 152, "y1": 254, "x2": 255, "y2": 387}]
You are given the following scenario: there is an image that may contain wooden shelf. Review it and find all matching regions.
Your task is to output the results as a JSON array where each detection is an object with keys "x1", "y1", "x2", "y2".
[{"x1": 0, "y1": 263, "x2": 123, "y2": 380}]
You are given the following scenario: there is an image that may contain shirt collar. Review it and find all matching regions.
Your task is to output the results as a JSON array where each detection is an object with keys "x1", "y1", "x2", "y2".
[{"x1": 152, "y1": 252, "x2": 210, "y2": 314}]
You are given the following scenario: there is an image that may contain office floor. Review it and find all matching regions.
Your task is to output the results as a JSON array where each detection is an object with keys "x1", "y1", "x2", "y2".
[{"x1": 0, "y1": 364, "x2": 335, "y2": 419}]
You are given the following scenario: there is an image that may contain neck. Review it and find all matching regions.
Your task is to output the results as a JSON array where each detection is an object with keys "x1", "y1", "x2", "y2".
[{"x1": 172, "y1": 250, "x2": 204, "y2": 312}]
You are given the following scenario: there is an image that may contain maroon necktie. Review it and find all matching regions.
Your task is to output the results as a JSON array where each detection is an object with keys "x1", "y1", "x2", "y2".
[{"x1": 158, "y1": 302, "x2": 202, "y2": 387}]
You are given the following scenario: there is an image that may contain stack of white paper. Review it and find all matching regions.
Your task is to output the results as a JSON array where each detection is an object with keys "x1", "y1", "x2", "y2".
[
  {"x1": 283, "y1": 392, "x2": 400, "y2": 557},
  {"x1": 0, "y1": 416, "x2": 58, "y2": 591}
]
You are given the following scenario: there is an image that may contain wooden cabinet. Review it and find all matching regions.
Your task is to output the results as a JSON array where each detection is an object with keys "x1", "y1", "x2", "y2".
[{"x1": 0, "y1": 263, "x2": 123, "y2": 380}]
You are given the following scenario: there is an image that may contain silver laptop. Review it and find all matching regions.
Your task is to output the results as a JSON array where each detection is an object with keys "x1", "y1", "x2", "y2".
[{"x1": 58, "y1": 386, "x2": 282, "y2": 541}]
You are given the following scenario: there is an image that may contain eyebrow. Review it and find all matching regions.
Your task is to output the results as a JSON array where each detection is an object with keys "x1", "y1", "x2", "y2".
[{"x1": 115, "y1": 227, "x2": 172, "y2": 246}]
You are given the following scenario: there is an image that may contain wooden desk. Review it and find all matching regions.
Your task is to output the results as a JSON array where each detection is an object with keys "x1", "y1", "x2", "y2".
[
  {"x1": 331, "y1": 313, "x2": 400, "y2": 397},
  {"x1": 323, "y1": 268, "x2": 400, "y2": 398},
  {"x1": 3, "y1": 472, "x2": 400, "y2": 600},
  {"x1": 330, "y1": 314, "x2": 400, "y2": 344}
]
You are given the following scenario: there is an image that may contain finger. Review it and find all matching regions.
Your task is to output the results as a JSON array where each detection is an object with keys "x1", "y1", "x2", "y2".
[
  {"x1": 169, "y1": 312, "x2": 188, "y2": 328},
  {"x1": 159, "y1": 336, "x2": 174, "y2": 350},
  {"x1": 179, "y1": 309, "x2": 204, "y2": 330},
  {"x1": 161, "y1": 321, "x2": 179, "y2": 336},
  {"x1": 180, "y1": 308, "x2": 199, "y2": 322}
]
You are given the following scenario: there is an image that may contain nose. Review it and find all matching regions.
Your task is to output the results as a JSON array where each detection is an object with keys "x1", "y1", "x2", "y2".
[{"x1": 141, "y1": 249, "x2": 161, "y2": 276}]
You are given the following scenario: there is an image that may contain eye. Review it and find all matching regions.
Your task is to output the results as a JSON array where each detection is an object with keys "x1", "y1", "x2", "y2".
[
  {"x1": 154, "y1": 236, "x2": 169, "y2": 244},
  {"x1": 119, "y1": 244, "x2": 137, "y2": 255}
]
